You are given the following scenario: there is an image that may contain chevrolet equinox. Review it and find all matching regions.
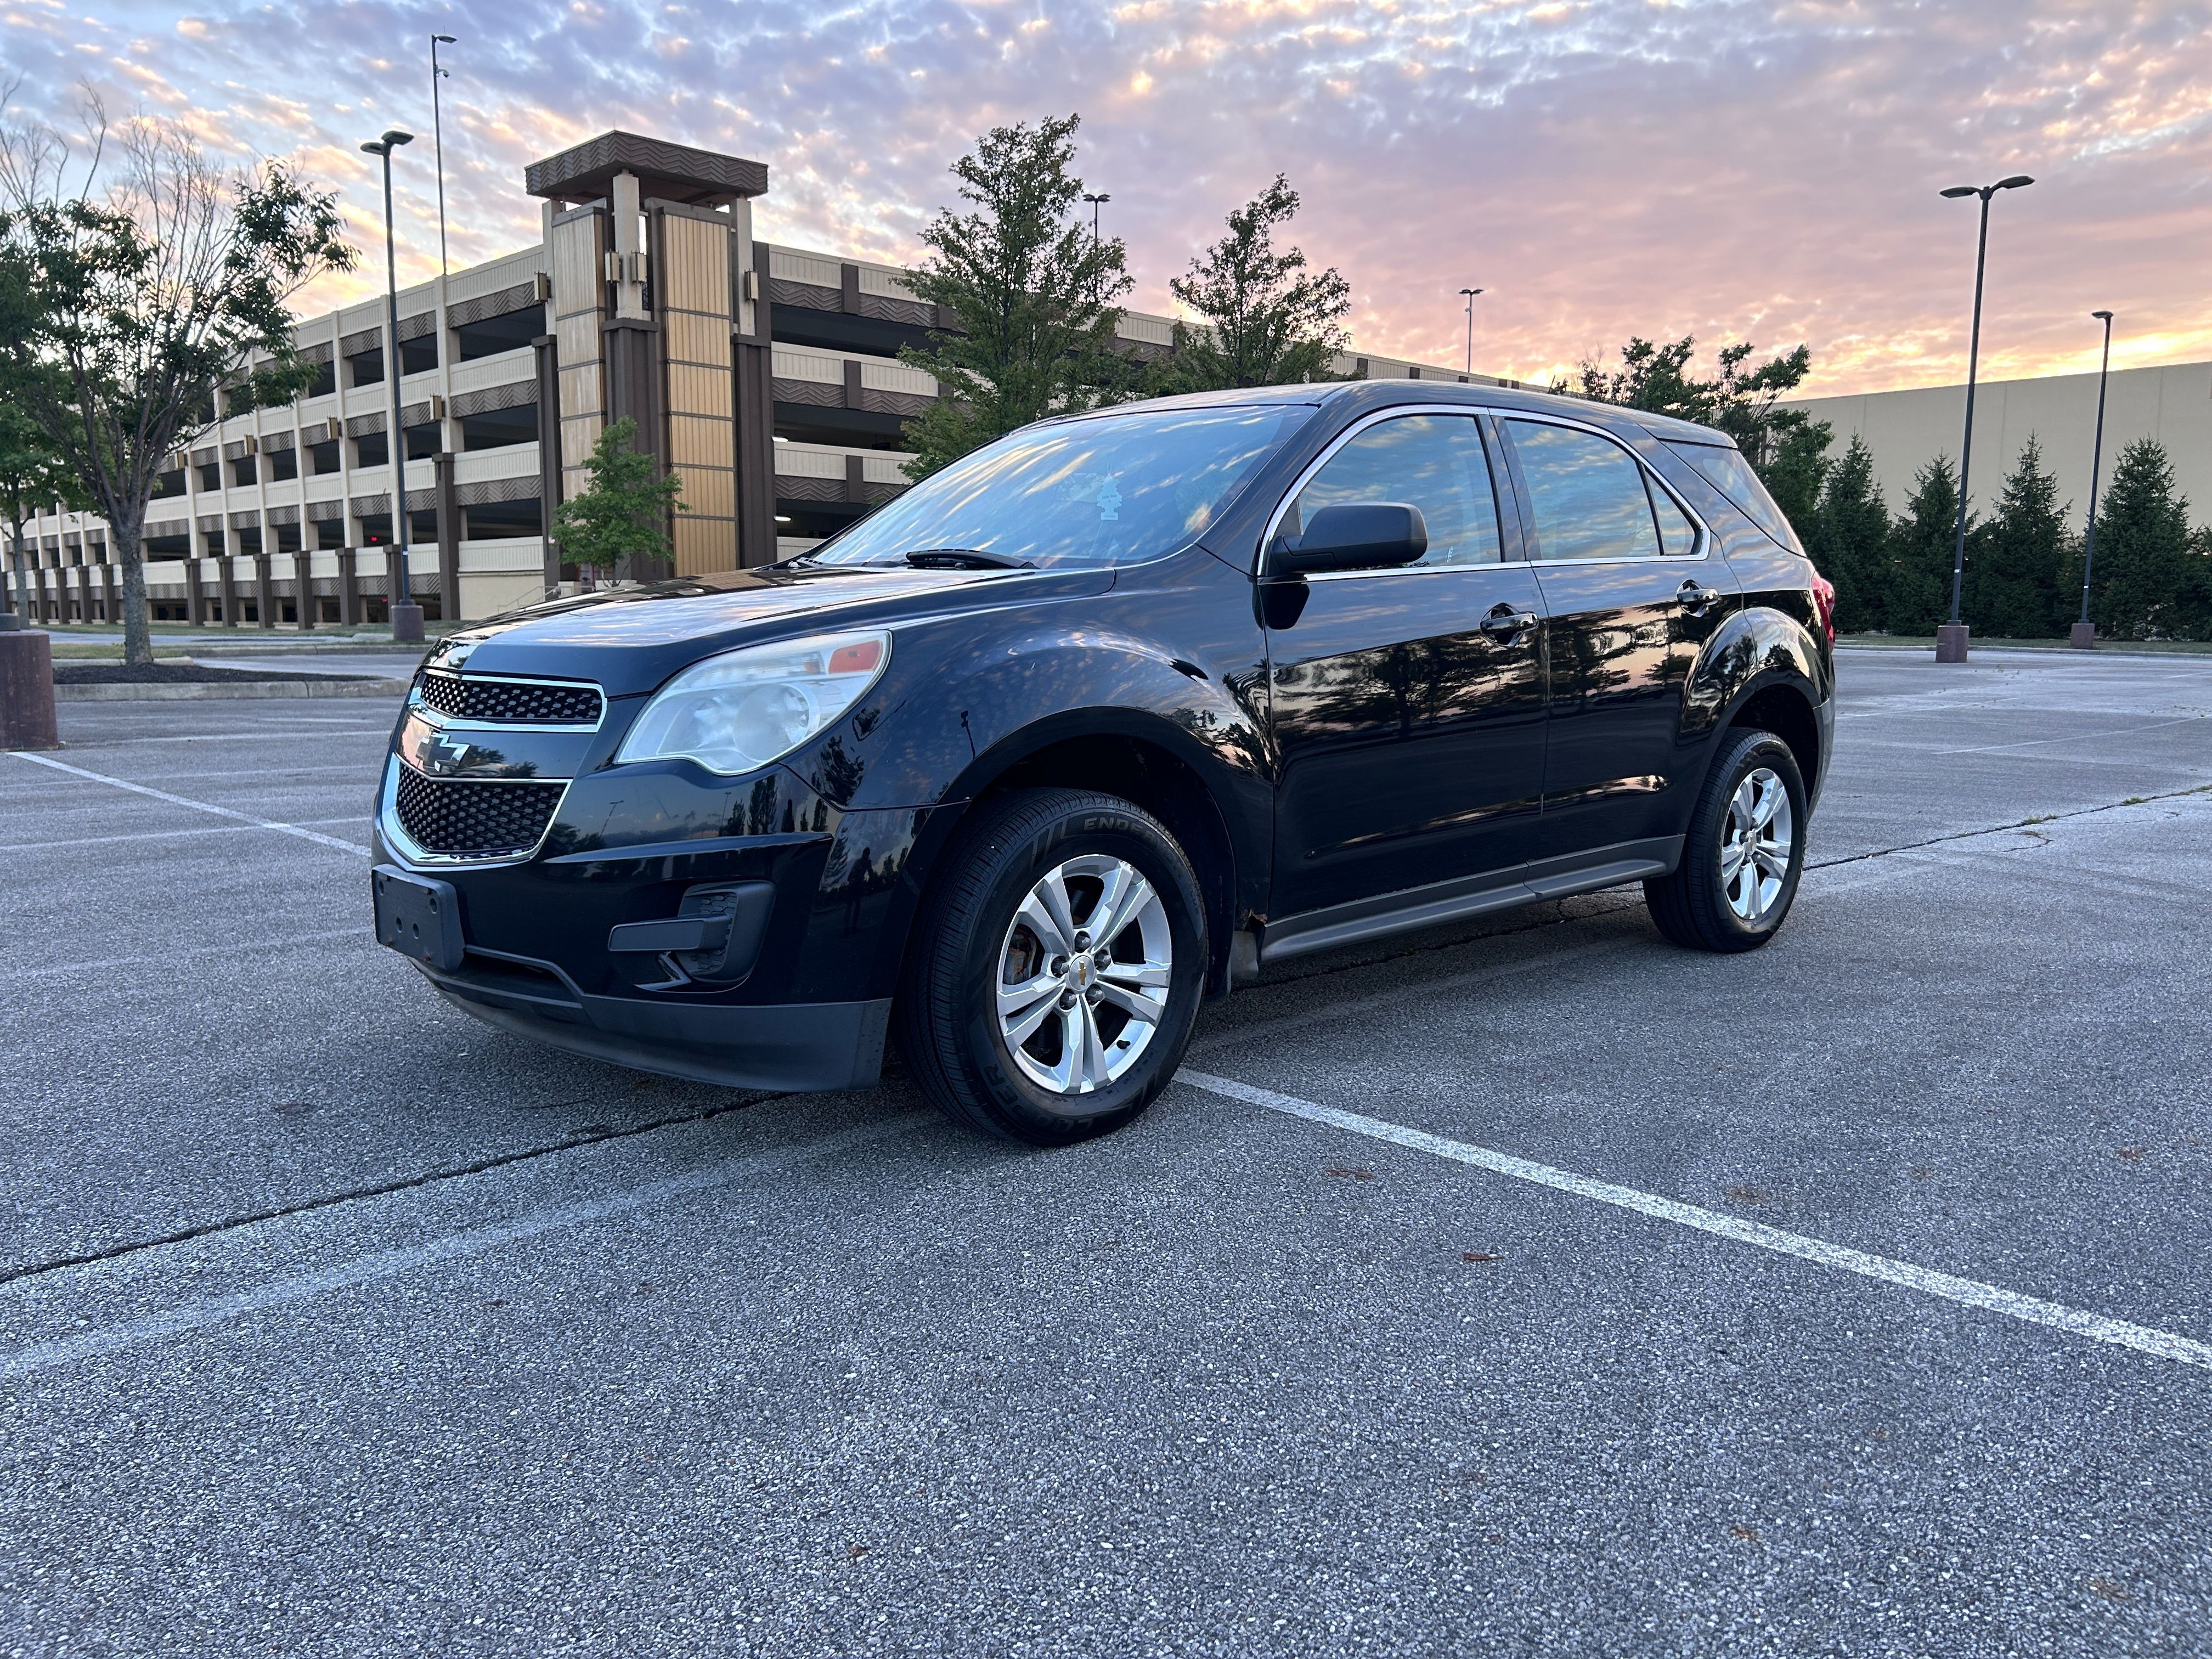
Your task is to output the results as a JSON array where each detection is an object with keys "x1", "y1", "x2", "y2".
[{"x1": 372, "y1": 381, "x2": 1835, "y2": 1145}]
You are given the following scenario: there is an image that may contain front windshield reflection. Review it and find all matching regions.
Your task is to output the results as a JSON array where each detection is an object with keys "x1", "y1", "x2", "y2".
[{"x1": 802, "y1": 405, "x2": 1310, "y2": 571}]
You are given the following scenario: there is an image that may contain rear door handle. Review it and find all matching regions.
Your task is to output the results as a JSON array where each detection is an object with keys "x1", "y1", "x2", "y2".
[
  {"x1": 1480, "y1": 604, "x2": 1538, "y2": 640},
  {"x1": 1677, "y1": 580, "x2": 1724, "y2": 616}
]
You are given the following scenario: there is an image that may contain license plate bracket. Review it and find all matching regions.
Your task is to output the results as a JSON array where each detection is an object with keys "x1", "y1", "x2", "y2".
[{"x1": 373, "y1": 865, "x2": 465, "y2": 970}]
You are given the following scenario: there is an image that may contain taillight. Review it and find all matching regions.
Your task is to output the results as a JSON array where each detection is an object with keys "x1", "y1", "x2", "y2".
[{"x1": 1809, "y1": 570, "x2": 1836, "y2": 645}]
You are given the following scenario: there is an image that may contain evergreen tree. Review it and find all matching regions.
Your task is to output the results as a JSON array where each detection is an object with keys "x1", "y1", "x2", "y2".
[
  {"x1": 1887, "y1": 455, "x2": 1966, "y2": 635},
  {"x1": 1757, "y1": 413, "x2": 1834, "y2": 537},
  {"x1": 1808, "y1": 435, "x2": 1890, "y2": 633},
  {"x1": 898, "y1": 116, "x2": 1134, "y2": 479},
  {"x1": 1967, "y1": 434, "x2": 2069, "y2": 638},
  {"x1": 1154, "y1": 175, "x2": 1350, "y2": 393},
  {"x1": 2089, "y1": 438, "x2": 2205, "y2": 640},
  {"x1": 552, "y1": 418, "x2": 684, "y2": 584}
]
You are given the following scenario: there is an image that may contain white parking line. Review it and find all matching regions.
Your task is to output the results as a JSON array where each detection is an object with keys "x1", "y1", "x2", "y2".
[
  {"x1": 7, "y1": 752, "x2": 371, "y2": 856},
  {"x1": 1177, "y1": 1070, "x2": 2212, "y2": 1373},
  {"x1": 16, "y1": 927, "x2": 372, "y2": 982},
  {"x1": 58, "y1": 728, "x2": 393, "y2": 744},
  {"x1": 0, "y1": 817, "x2": 370, "y2": 856},
  {"x1": 1932, "y1": 714, "x2": 2207, "y2": 757},
  {"x1": 0, "y1": 1113, "x2": 931, "y2": 1381}
]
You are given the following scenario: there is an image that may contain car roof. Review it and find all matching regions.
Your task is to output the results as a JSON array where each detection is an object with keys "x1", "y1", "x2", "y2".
[{"x1": 1058, "y1": 379, "x2": 1741, "y2": 449}]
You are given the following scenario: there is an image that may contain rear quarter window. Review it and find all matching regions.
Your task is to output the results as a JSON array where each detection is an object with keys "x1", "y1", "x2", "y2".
[{"x1": 1666, "y1": 442, "x2": 1802, "y2": 552}]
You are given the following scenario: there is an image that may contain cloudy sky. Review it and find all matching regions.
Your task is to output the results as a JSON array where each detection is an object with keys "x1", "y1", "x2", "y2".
[{"x1": 4, "y1": 0, "x2": 2207, "y2": 395}]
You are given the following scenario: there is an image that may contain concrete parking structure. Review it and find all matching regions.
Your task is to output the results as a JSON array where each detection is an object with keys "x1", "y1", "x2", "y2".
[{"x1": 3, "y1": 648, "x2": 2209, "y2": 1655}]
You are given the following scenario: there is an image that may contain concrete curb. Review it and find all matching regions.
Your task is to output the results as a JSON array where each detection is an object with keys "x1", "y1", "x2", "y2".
[{"x1": 54, "y1": 678, "x2": 413, "y2": 703}]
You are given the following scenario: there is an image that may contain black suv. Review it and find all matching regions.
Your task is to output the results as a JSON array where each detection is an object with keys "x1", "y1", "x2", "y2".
[{"x1": 372, "y1": 382, "x2": 1833, "y2": 1144}]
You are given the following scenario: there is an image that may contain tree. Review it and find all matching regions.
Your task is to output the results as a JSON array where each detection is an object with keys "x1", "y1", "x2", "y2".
[
  {"x1": 1805, "y1": 435, "x2": 1890, "y2": 634},
  {"x1": 898, "y1": 115, "x2": 1134, "y2": 479},
  {"x1": 0, "y1": 92, "x2": 353, "y2": 664},
  {"x1": 1567, "y1": 335, "x2": 1830, "y2": 533},
  {"x1": 1154, "y1": 175, "x2": 1350, "y2": 393},
  {"x1": 1887, "y1": 455, "x2": 1967, "y2": 635},
  {"x1": 0, "y1": 397, "x2": 89, "y2": 619},
  {"x1": 552, "y1": 417, "x2": 684, "y2": 583},
  {"x1": 2087, "y1": 438, "x2": 2207, "y2": 641},
  {"x1": 1967, "y1": 435, "x2": 2068, "y2": 639}
]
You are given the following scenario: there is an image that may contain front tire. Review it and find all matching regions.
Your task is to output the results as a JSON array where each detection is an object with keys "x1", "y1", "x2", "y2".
[
  {"x1": 1644, "y1": 729, "x2": 1807, "y2": 953},
  {"x1": 898, "y1": 788, "x2": 1207, "y2": 1146}
]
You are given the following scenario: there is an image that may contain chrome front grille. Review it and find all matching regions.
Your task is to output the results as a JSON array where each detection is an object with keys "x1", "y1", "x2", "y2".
[
  {"x1": 415, "y1": 671, "x2": 602, "y2": 727},
  {"x1": 392, "y1": 769, "x2": 567, "y2": 857}
]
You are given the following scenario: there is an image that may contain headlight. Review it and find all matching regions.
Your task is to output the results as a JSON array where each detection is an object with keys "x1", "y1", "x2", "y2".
[{"x1": 615, "y1": 630, "x2": 890, "y2": 775}]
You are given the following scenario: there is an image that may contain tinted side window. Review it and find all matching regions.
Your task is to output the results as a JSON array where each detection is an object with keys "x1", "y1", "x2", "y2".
[
  {"x1": 1288, "y1": 414, "x2": 1500, "y2": 569},
  {"x1": 1505, "y1": 422, "x2": 1660, "y2": 563},
  {"x1": 1651, "y1": 479, "x2": 1696, "y2": 557},
  {"x1": 1667, "y1": 442, "x2": 1799, "y2": 550}
]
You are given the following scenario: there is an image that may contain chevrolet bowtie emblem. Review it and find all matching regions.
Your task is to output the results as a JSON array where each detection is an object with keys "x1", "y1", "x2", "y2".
[{"x1": 425, "y1": 736, "x2": 474, "y2": 776}]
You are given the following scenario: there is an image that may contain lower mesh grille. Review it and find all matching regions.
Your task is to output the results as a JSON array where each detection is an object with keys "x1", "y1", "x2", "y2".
[{"x1": 393, "y1": 768, "x2": 566, "y2": 856}]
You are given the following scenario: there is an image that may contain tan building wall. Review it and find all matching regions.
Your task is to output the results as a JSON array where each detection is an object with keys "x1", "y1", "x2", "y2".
[{"x1": 1790, "y1": 360, "x2": 2212, "y2": 527}]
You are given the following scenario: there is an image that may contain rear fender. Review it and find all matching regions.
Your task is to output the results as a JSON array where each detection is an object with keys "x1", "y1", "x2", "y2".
[{"x1": 1683, "y1": 604, "x2": 1830, "y2": 738}]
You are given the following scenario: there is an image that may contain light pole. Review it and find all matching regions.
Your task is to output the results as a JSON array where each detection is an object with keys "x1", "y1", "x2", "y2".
[
  {"x1": 1934, "y1": 173, "x2": 2033, "y2": 663},
  {"x1": 1458, "y1": 287, "x2": 1483, "y2": 374},
  {"x1": 431, "y1": 35, "x2": 456, "y2": 277},
  {"x1": 360, "y1": 128, "x2": 422, "y2": 644},
  {"x1": 2071, "y1": 309, "x2": 2115, "y2": 650},
  {"x1": 1081, "y1": 191, "x2": 1110, "y2": 302}
]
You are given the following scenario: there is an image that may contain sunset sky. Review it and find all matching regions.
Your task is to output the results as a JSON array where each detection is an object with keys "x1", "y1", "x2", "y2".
[{"x1": 3, "y1": 0, "x2": 2206, "y2": 396}]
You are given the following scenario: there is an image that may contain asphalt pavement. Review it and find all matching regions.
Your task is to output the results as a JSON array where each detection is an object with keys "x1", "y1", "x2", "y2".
[{"x1": 2, "y1": 647, "x2": 2208, "y2": 1657}]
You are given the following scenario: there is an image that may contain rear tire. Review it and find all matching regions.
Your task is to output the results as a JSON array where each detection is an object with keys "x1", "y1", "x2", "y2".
[
  {"x1": 1644, "y1": 728, "x2": 1807, "y2": 953},
  {"x1": 897, "y1": 788, "x2": 1206, "y2": 1146}
]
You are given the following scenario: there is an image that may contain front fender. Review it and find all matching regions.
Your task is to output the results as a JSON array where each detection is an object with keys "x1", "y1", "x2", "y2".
[
  {"x1": 791, "y1": 621, "x2": 1274, "y2": 1005},
  {"x1": 1682, "y1": 604, "x2": 1831, "y2": 738}
]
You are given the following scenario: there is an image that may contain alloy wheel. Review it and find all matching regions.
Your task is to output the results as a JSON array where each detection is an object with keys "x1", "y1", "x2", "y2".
[
  {"x1": 996, "y1": 854, "x2": 1173, "y2": 1096},
  {"x1": 1719, "y1": 765, "x2": 1795, "y2": 922}
]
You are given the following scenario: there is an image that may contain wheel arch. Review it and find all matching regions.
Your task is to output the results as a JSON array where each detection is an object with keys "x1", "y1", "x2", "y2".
[
  {"x1": 883, "y1": 709, "x2": 1264, "y2": 1007},
  {"x1": 1683, "y1": 602, "x2": 1831, "y2": 796}
]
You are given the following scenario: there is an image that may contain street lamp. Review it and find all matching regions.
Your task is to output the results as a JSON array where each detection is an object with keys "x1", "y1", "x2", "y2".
[
  {"x1": 360, "y1": 127, "x2": 422, "y2": 645},
  {"x1": 1934, "y1": 172, "x2": 2034, "y2": 663},
  {"x1": 1459, "y1": 287, "x2": 1483, "y2": 375},
  {"x1": 431, "y1": 35, "x2": 457, "y2": 277},
  {"x1": 1081, "y1": 191, "x2": 1110, "y2": 302},
  {"x1": 2072, "y1": 309, "x2": 2115, "y2": 650}
]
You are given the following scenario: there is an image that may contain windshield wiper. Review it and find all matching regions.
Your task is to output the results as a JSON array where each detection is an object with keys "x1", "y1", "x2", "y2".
[{"x1": 903, "y1": 548, "x2": 1032, "y2": 570}]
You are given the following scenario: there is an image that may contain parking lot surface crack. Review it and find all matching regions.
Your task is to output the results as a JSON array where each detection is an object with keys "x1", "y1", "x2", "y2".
[
  {"x1": 0, "y1": 1094, "x2": 788, "y2": 1289},
  {"x1": 1808, "y1": 781, "x2": 2212, "y2": 871}
]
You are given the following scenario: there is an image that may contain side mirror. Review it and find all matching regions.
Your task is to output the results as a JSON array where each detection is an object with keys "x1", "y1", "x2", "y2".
[{"x1": 1271, "y1": 503, "x2": 1427, "y2": 577}]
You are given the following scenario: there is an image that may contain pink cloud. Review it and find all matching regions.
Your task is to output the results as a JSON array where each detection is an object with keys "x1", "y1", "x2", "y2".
[{"x1": 3, "y1": 0, "x2": 2203, "y2": 392}]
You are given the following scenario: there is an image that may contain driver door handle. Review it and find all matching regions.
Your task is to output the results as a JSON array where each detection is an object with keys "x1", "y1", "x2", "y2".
[
  {"x1": 1480, "y1": 604, "x2": 1538, "y2": 641},
  {"x1": 1677, "y1": 579, "x2": 1725, "y2": 616}
]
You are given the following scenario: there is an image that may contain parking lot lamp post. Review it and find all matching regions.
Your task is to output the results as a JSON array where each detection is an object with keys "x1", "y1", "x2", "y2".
[
  {"x1": 2071, "y1": 309, "x2": 2115, "y2": 650},
  {"x1": 1459, "y1": 287, "x2": 1483, "y2": 374},
  {"x1": 1935, "y1": 174, "x2": 2034, "y2": 663},
  {"x1": 1081, "y1": 192, "x2": 1110, "y2": 302},
  {"x1": 360, "y1": 128, "x2": 422, "y2": 644},
  {"x1": 431, "y1": 36, "x2": 456, "y2": 276}
]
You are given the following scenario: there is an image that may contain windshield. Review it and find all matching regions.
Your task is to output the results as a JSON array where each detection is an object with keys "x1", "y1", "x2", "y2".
[
  {"x1": 802, "y1": 404, "x2": 1311, "y2": 569},
  {"x1": 1666, "y1": 441, "x2": 1802, "y2": 552}
]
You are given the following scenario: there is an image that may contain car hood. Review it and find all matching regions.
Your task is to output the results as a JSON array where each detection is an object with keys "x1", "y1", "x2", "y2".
[{"x1": 425, "y1": 562, "x2": 1116, "y2": 697}]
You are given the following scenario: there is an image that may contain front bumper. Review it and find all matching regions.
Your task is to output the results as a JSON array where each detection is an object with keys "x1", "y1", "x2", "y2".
[
  {"x1": 416, "y1": 950, "x2": 890, "y2": 1091},
  {"x1": 372, "y1": 747, "x2": 940, "y2": 1093}
]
